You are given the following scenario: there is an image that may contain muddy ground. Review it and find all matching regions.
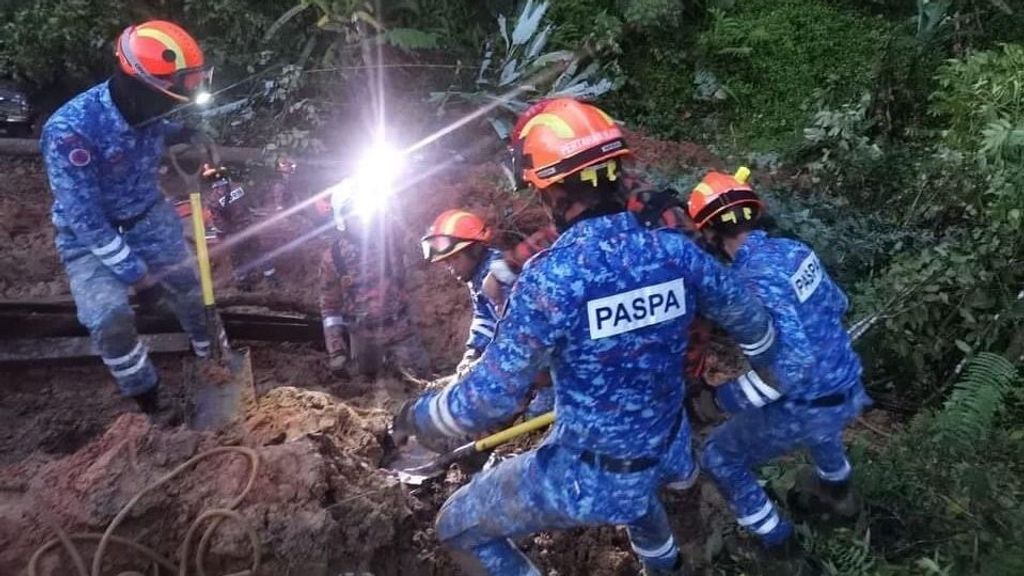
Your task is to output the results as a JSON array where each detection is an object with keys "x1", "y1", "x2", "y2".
[{"x1": 0, "y1": 149, "x2": 890, "y2": 576}]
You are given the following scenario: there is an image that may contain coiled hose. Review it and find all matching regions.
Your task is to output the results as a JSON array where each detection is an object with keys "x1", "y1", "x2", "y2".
[{"x1": 28, "y1": 446, "x2": 261, "y2": 576}]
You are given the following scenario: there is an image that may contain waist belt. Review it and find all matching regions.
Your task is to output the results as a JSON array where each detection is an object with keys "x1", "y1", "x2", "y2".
[
  {"x1": 579, "y1": 409, "x2": 683, "y2": 474},
  {"x1": 791, "y1": 388, "x2": 850, "y2": 408}
]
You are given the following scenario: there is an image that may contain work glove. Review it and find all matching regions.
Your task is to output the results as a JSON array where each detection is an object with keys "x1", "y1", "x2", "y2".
[
  {"x1": 389, "y1": 397, "x2": 469, "y2": 454},
  {"x1": 389, "y1": 399, "x2": 418, "y2": 447},
  {"x1": 455, "y1": 348, "x2": 482, "y2": 378}
]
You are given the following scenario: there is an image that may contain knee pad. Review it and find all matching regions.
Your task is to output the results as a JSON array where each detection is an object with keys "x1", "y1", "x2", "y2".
[{"x1": 95, "y1": 309, "x2": 139, "y2": 356}]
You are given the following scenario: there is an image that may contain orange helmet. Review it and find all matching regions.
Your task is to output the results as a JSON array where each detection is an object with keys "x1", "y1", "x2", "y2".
[
  {"x1": 509, "y1": 99, "x2": 555, "y2": 150},
  {"x1": 115, "y1": 21, "x2": 210, "y2": 102},
  {"x1": 420, "y1": 210, "x2": 493, "y2": 263},
  {"x1": 687, "y1": 167, "x2": 763, "y2": 230},
  {"x1": 512, "y1": 98, "x2": 631, "y2": 190}
]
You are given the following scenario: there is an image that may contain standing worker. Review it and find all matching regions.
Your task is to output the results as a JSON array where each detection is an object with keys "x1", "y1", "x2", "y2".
[
  {"x1": 687, "y1": 169, "x2": 870, "y2": 565},
  {"x1": 393, "y1": 99, "x2": 785, "y2": 576},
  {"x1": 40, "y1": 21, "x2": 214, "y2": 416},
  {"x1": 319, "y1": 178, "x2": 431, "y2": 379}
]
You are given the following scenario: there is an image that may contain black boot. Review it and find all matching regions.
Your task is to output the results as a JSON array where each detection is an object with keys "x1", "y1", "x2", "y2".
[
  {"x1": 787, "y1": 466, "x2": 861, "y2": 521},
  {"x1": 130, "y1": 383, "x2": 181, "y2": 426},
  {"x1": 132, "y1": 385, "x2": 162, "y2": 414}
]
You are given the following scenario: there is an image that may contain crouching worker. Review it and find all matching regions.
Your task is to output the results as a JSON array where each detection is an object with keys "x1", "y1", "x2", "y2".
[
  {"x1": 393, "y1": 99, "x2": 786, "y2": 576},
  {"x1": 687, "y1": 169, "x2": 871, "y2": 565},
  {"x1": 421, "y1": 209, "x2": 554, "y2": 416},
  {"x1": 41, "y1": 21, "x2": 214, "y2": 416},
  {"x1": 318, "y1": 177, "x2": 430, "y2": 379}
]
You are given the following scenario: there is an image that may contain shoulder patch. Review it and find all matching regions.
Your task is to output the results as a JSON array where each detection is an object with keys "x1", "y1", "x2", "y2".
[
  {"x1": 587, "y1": 278, "x2": 687, "y2": 339},
  {"x1": 68, "y1": 148, "x2": 92, "y2": 167},
  {"x1": 790, "y1": 252, "x2": 823, "y2": 303}
]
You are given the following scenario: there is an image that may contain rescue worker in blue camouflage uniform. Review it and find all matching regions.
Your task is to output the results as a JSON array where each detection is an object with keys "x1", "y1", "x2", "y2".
[
  {"x1": 686, "y1": 169, "x2": 871, "y2": 564},
  {"x1": 392, "y1": 98, "x2": 787, "y2": 576},
  {"x1": 41, "y1": 21, "x2": 215, "y2": 416},
  {"x1": 421, "y1": 209, "x2": 554, "y2": 417}
]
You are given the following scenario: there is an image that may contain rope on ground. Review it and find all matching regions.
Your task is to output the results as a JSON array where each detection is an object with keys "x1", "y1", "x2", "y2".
[{"x1": 28, "y1": 445, "x2": 261, "y2": 576}]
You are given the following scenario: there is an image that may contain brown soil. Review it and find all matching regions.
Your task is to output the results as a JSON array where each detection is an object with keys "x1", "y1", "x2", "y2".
[{"x1": 0, "y1": 148, "x2": 750, "y2": 576}]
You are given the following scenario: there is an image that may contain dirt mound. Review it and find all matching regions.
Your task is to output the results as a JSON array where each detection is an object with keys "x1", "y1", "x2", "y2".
[
  {"x1": 624, "y1": 129, "x2": 725, "y2": 176},
  {"x1": 0, "y1": 388, "x2": 416, "y2": 576}
]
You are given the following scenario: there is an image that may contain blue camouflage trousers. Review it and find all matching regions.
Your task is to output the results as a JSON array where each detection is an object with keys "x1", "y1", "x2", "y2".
[
  {"x1": 436, "y1": 424, "x2": 696, "y2": 575},
  {"x1": 701, "y1": 384, "x2": 871, "y2": 545},
  {"x1": 60, "y1": 200, "x2": 209, "y2": 397}
]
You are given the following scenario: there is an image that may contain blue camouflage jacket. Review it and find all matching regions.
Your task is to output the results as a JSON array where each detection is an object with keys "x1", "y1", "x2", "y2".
[
  {"x1": 414, "y1": 212, "x2": 781, "y2": 460},
  {"x1": 464, "y1": 248, "x2": 517, "y2": 353},
  {"x1": 716, "y1": 231, "x2": 863, "y2": 412},
  {"x1": 41, "y1": 80, "x2": 180, "y2": 285}
]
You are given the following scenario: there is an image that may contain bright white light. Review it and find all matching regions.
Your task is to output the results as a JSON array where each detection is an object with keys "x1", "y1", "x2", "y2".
[
  {"x1": 351, "y1": 140, "x2": 404, "y2": 219},
  {"x1": 195, "y1": 91, "x2": 213, "y2": 106}
]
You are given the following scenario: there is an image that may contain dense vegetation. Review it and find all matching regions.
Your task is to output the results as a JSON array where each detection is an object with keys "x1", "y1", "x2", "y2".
[{"x1": 2, "y1": 1, "x2": 1023, "y2": 574}]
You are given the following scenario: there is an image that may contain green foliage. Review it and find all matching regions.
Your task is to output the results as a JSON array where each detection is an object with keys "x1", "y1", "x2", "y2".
[
  {"x1": 621, "y1": 0, "x2": 684, "y2": 28},
  {"x1": 0, "y1": 0, "x2": 132, "y2": 89},
  {"x1": 854, "y1": 353, "x2": 1022, "y2": 572},
  {"x1": 931, "y1": 43, "x2": 1024, "y2": 150},
  {"x1": 695, "y1": 0, "x2": 889, "y2": 151},
  {"x1": 850, "y1": 41, "x2": 1024, "y2": 392},
  {"x1": 801, "y1": 92, "x2": 884, "y2": 192},
  {"x1": 431, "y1": 0, "x2": 617, "y2": 139}
]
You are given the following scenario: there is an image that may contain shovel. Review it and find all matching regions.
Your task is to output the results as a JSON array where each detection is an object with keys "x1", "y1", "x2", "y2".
[
  {"x1": 169, "y1": 142, "x2": 256, "y2": 433},
  {"x1": 390, "y1": 411, "x2": 555, "y2": 485}
]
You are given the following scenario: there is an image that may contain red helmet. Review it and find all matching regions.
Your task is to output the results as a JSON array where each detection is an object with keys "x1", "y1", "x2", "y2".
[
  {"x1": 421, "y1": 209, "x2": 492, "y2": 263},
  {"x1": 687, "y1": 167, "x2": 763, "y2": 230},
  {"x1": 511, "y1": 98, "x2": 631, "y2": 191},
  {"x1": 115, "y1": 20, "x2": 210, "y2": 102}
]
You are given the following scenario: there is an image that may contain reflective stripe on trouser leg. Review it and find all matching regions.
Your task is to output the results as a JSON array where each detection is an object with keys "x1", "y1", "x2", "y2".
[
  {"x1": 735, "y1": 499, "x2": 787, "y2": 542},
  {"x1": 64, "y1": 253, "x2": 158, "y2": 397},
  {"x1": 95, "y1": 311, "x2": 158, "y2": 397},
  {"x1": 807, "y1": 432, "x2": 852, "y2": 483},
  {"x1": 701, "y1": 410, "x2": 796, "y2": 546},
  {"x1": 627, "y1": 499, "x2": 680, "y2": 571}
]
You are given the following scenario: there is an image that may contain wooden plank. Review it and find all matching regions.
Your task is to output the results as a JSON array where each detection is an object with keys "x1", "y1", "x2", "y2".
[{"x1": 0, "y1": 333, "x2": 190, "y2": 364}]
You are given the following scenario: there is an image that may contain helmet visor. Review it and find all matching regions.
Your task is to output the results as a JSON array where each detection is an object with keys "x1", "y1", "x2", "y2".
[
  {"x1": 119, "y1": 30, "x2": 213, "y2": 102},
  {"x1": 421, "y1": 235, "x2": 469, "y2": 262}
]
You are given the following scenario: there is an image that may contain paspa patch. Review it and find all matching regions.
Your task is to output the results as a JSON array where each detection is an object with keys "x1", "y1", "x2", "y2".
[
  {"x1": 68, "y1": 148, "x2": 92, "y2": 167},
  {"x1": 791, "y1": 252, "x2": 823, "y2": 303},
  {"x1": 587, "y1": 278, "x2": 686, "y2": 339}
]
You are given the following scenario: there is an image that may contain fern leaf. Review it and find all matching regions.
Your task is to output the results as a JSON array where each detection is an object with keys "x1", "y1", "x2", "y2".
[{"x1": 934, "y1": 352, "x2": 1017, "y2": 451}]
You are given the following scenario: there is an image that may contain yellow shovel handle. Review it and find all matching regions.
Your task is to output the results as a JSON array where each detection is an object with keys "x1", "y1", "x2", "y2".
[
  {"x1": 189, "y1": 192, "x2": 216, "y2": 306},
  {"x1": 474, "y1": 411, "x2": 555, "y2": 452}
]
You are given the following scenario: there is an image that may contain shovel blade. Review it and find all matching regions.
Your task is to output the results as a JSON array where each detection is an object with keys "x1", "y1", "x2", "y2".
[
  {"x1": 184, "y1": 346, "x2": 255, "y2": 433},
  {"x1": 385, "y1": 437, "x2": 447, "y2": 485}
]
